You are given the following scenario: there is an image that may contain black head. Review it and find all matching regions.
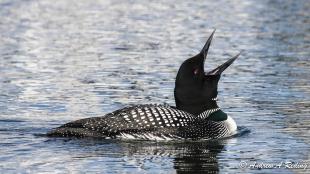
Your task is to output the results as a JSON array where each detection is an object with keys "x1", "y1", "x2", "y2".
[{"x1": 174, "y1": 30, "x2": 241, "y2": 115}]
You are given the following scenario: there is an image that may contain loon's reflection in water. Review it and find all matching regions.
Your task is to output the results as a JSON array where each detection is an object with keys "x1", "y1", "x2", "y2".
[
  {"x1": 48, "y1": 137, "x2": 239, "y2": 173},
  {"x1": 44, "y1": 127, "x2": 248, "y2": 173},
  {"x1": 173, "y1": 141, "x2": 225, "y2": 173}
]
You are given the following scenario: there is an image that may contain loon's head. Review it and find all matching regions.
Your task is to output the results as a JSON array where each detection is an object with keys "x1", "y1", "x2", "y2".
[{"x1": 174, "y1": 30, "x2": 240, "y2": 115}]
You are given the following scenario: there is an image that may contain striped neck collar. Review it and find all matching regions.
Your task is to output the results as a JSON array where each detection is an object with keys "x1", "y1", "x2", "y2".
[
  {"x1": 211, "y1": 97, "x2": 218, "y2": 101},
  {"x1": 198, "y1": 107, "x2": 220, "y2": 119}
]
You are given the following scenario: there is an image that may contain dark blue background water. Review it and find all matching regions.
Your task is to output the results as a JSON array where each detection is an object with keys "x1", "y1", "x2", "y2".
[{"x1": 0, "y1": 0, "x2": 309, "y2": 173}]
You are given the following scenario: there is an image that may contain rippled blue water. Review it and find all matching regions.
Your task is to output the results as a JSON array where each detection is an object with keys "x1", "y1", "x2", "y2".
[{"x1": 0, "y1": 0, "x2": 309, "y2": 173}]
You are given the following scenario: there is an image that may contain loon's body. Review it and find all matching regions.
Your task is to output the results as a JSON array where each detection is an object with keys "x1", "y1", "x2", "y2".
[
  {"x1": 47, "y1": 30, "x2": 240, "y2": 140},
  {"x1": 48, "y1": 104, "x2": 237, "y2": 140}
]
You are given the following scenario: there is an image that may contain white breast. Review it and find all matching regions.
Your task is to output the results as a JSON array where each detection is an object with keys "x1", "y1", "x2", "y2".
[{"x1": 224, "y1": 116, "x2": 237, "y2": 136}]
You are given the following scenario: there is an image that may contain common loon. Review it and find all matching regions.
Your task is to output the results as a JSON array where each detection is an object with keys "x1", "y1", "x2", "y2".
[{"x1": 47, "y1": 30, "x2": 240, "y2": 140}]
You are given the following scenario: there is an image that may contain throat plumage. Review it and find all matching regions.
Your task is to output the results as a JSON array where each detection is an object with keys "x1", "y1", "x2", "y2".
[{"x1": 175, "y1": 97, "x2": 220, "y2": 116}]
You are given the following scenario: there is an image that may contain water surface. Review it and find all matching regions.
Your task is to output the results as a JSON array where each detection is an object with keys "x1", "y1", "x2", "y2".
[{"x1": 0, "y1": 0, "x2": 309, "y2": 173}]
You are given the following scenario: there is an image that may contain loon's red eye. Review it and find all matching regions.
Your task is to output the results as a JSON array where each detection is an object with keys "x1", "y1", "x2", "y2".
[{"x1": 194, "y1": 68, "x2": 199, "y2": 75}]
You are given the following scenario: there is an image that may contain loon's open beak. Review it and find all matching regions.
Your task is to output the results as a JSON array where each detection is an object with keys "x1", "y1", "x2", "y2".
[
  {"x1": 206, "y1": 52, "x2": 241, "y2": 75},
  {"x1": 200, "y1": 29, "x2": 216, "y2": 63}
]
